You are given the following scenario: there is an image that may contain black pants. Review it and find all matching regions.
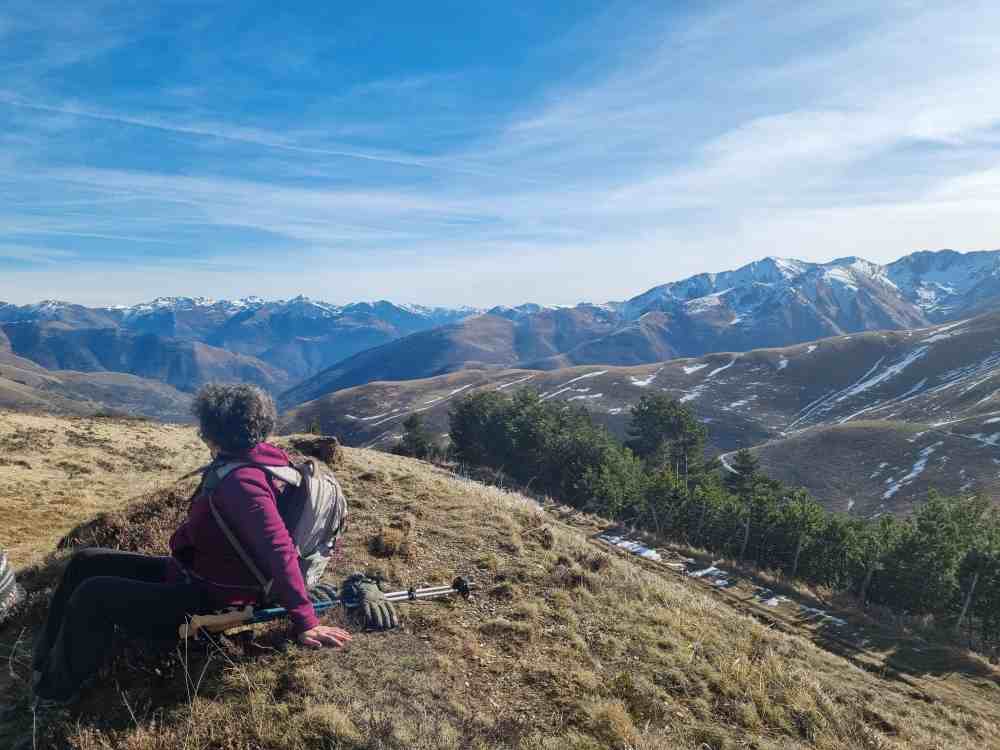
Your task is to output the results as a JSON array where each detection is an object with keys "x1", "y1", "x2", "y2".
[{"x1": 32, "y1": 548, "x2": 212, "y2": 699}]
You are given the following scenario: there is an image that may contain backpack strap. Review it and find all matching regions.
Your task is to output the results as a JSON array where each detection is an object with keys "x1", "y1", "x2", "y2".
[
  {"x1": 201, "y1": 461, "x2": 299, "y2": 601},
  {"x1": 208, "y1": 493, "x2": 273, "y2": 600},
  {"x1": 213, "y1": 462, "x2": 302, "y2": 487}
]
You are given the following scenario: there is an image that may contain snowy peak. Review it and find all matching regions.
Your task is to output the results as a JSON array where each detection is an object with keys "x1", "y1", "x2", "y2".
[
  {"x1": 625, "y1": 250, "x2": 1000, "y2": 333},
  {"x1": 488, "y1": 303, "x2": 552, "y2": 320},
  {"x1": 120, "y1": 296, "x2": 257, "y2": 318},
  {"x1": 886, "y1": 249, "x2": 1000, "y2": 318}
]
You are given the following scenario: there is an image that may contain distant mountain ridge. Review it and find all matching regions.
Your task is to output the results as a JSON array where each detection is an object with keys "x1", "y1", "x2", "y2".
[
  {"x1": 4, "y1": 248, "x2": 1000, "y2": 412},
  {"x1": 281, "y1": 248, "x2": 1000, "y2": 406},
  {"x1": 0, "y1": 296, "x2": 480, "y2": 393}
]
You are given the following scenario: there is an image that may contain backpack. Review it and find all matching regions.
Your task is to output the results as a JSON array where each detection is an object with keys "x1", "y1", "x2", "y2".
[{"x1": 201, "y1": 458, "x2": 348, "y2": 598}]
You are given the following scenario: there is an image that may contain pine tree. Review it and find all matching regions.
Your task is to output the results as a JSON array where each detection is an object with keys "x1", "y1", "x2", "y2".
[
  {"x1": 396, "y1": 413, "x2": 435, "y2": 460},
  {"x1": 780, "y1": 489, "x2": 825, "y2": 578},
  {"x1": 725, "y1": 449, "x2": 760, "y2": 560},
  {"x1": 626, "y1": 394, "x2": 706, "y2": 478}
]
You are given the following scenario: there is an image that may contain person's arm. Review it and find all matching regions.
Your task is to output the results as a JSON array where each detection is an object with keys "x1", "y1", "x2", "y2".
[{"x1": 217, "y1": 470, "x2": 320, "y2": 634}]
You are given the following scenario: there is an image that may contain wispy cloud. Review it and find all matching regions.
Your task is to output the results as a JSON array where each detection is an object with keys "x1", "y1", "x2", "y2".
[{"x1": 2, "y1": 1, "x2": 1000, "y2": 306}]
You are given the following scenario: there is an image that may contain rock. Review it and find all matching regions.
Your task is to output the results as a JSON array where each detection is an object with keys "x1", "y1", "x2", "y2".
[{"x1": 289, "y1": 435, "x2": 340, "y2": 464}]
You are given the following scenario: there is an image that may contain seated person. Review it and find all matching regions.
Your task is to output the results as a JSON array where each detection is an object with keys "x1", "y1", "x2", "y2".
[{"x1": 32, "y1": 384, "x2": 351, "y2": 706}]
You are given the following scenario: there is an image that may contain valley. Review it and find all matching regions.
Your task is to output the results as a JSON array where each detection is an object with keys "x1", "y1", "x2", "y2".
[
  {"x1": 283, "y1": 311, "x2": 1000, "y2": 513},
  {"x1": 4, "y1": 248, "x2": 1000, "y2": 515}
]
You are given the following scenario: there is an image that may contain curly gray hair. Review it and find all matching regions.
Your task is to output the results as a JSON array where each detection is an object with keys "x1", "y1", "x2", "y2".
[{"x1": 193, "y1": 383, "x2": 277, "y2": 455}]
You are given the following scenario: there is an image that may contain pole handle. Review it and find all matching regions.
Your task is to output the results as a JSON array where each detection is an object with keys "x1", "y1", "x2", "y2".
[{"x1": 179, "y1": 605, "x2": 255, "y2": 640}]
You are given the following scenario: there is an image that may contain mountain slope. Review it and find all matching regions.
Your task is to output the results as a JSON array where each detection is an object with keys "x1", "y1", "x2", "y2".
[
  {"x1": 0, "y1": 320, "x2": 291, "y2": 393},
  {"x1": 0, "y1": 348, "x2": 193, "y2": 420},
  {"x1": 279, "y1": 306, "x2": 623, "y2": 408},
  {"x1": 283, "y1": 312, "x2": 1000, "y2": 512},
  {"x1": 0, "y1": 297, "x2": 478, "y2": 398},
  {"x1": 1, "y1": 421, "x2": 996, "y2": 748},
  {"x1": 286, "y1": 249, "x2": 1000, "y2": 405}
]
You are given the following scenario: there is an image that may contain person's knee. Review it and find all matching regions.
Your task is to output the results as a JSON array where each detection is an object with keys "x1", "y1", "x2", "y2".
[
  {"x1": 68, "y1": 547, "x2": 102, "y2": 570},
  {"x1": 66, "y1": 576, "x2": 114, "y2": 618},
  {"x1": 65, "y1": 547, "x2": 115, "y2": 579}
]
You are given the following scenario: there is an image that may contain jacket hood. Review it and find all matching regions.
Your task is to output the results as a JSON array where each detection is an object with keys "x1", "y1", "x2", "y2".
[{"x1": 222, "y1": 441, "x2": 290, "y2": 467}]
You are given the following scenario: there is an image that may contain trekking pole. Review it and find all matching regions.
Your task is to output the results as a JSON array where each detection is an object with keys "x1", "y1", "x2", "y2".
[{"x1": 180, "y1": 577, "x2": 474, "y2": 639}]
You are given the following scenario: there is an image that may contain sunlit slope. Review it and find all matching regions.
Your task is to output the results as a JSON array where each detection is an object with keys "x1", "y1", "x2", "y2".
[
  {"x1": 2, "y1": 431, "x2": 997, "y2": 748},
  {"x1": 284, "y1": 312, "x2": 1000, "y2": 511}
]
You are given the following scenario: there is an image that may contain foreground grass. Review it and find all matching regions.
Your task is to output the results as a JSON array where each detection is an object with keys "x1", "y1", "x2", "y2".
[
  {"x1": 0, "y1": 430, "x2": 997, "y2": 748},
  {"x1": 0, "y1": 409, "x2": 207, "y2": 567}
]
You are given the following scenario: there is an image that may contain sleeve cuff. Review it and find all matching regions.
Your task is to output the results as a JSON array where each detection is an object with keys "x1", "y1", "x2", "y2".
[{"x1": 291, "y1": 607, "x2": 320, "y2": 635}]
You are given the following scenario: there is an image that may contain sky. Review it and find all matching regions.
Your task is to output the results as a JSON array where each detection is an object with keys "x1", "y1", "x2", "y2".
[{"x1": 2, "y1": 0, "x2": 1000, "y2": 307}]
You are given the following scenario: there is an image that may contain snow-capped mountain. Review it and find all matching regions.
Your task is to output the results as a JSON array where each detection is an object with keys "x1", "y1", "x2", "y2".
[
  {"x1": 5, "y1": 248, "x2": 1000, "y2": 408},
  {"x1": 625, "y1": 251, "x2": 1000, "y2": 328},
  {"x1": 280, "y1": 249, "x2": 1000, "y2": 406},
  {"x1": 0, "y1": 295, "x2": 482, "y2": 391}
]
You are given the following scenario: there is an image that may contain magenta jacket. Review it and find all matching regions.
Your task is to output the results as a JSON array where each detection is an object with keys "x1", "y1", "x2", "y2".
[{"x1": 168, "y1": 442, "x2": 320, "y2": 634}]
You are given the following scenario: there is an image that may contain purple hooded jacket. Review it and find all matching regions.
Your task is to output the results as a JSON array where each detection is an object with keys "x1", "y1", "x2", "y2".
[{"x1": 168, "y1": 442, "x2": 319, "y2": 634}]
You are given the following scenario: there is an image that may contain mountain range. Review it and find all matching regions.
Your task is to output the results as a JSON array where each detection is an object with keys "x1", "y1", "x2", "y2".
[
  {"x1": 3, "y1": 247, "x2": 1000, "y2": 426},
  {"x1": 281, "y1": 249, "x2": 1000, "y2": 407},
  {"x1": 0, "y1": 296, "x2": 475, "y2": 395},
  {"x1": 282, "y1": 310, "x2": 1000, "y2": 514}
]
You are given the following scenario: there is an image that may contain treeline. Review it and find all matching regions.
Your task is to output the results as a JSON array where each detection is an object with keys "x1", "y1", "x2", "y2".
[{"x1": 441, "y1": 389, "x2": 1000, "y2": 645}]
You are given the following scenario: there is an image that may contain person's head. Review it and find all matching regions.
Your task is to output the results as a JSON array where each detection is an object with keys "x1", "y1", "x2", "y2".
[{"x1": 193, "y1": 383, "x2": 277, "y2": 456}]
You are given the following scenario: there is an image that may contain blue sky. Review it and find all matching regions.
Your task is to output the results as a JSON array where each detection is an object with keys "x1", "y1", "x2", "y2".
[{"x1": 2, "y1": 1, "x2": 1000, "y2": 306}]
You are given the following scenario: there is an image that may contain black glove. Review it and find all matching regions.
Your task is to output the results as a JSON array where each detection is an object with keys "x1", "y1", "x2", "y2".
[
  {"x1": 342, "y1": 573, "x2": 399, "y2": 630},
  {"x1": 309, "y1": 583, "x2": 339, "y2": 604}
]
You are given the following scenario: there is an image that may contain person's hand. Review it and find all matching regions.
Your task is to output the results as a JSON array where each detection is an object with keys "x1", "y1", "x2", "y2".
[{"x1": 297, "y1": 624, "x2": 352, "y2": 649}]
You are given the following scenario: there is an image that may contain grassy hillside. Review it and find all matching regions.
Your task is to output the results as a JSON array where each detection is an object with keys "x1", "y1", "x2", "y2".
[
  {"x1": 0, "y1": 352, "x2": 193, "y2": 421},
  {"x1": 0, "y1": 410, "x2": 207, "y2": 567},
  {"x1": 278, "y1": 308, "x2": 626, "y2": 410},
  {"x1": 1, "y1": 416, "x2": 998, "y2": 748},
  {"x1": 284, "y1": 313, "x2": 1000, "y2": 513},
  {"x1": 751, "y1": 420, "x2": 1000, "y2": 515}
]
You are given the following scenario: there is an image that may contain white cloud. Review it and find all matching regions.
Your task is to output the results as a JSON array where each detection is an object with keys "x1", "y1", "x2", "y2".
[{"x1": 3, "y1": 1, "x2": 1000, "y2": 305}]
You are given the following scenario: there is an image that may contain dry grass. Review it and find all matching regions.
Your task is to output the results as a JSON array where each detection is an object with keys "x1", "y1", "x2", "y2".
[
  {"x1": 0, "y1": 410, "x2": 208, "y2": 568},
  {"x1": 0, "y1": 424, "x2": 998, "y2": 748}
]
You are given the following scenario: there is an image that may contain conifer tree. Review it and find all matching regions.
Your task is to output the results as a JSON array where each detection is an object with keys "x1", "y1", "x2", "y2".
[
  {"x1": 780, "y1": 489, "x2": 826, "y2": 578},
  {"x1": 725, "y1": 449, "x2": 760, "y2": 560},
  {"x1": 396, "y1": 413, "x2": 436, "y2": 460},
  {"x1": 626, "y1": 393, "x2": 706, "y2": 477}
]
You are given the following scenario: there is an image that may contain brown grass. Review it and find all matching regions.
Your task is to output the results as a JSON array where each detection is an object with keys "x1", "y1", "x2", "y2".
[
  {"x1": 0, "y1": 410, "x2": 207, "y2": 568},
  {"x1": 1, "y1": 424, "x2": 998, "y2": 748}
]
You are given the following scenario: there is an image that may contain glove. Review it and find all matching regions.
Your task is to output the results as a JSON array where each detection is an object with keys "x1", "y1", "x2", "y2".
[
  {"x1": 309, "y1": 583, "x2": 339, "y2": 604},
  {"x1": 342, "y1": 573, "x2": 399, "y2": 630}
]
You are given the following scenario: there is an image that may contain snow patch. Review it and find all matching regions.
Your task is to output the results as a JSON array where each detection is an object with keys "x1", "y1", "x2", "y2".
[
  {"x1": 682, "y1": 362, "x2": 709, "y2": 375},
  {"x1": 630, "y1": 367, "x2": 663, "y2": 388},
  {"x1": 598, "y1": 534, "x2": 662, "y2": 561},
  {"x1": 968, "y1": 432, "x2": 1000, "y2": 447},
  {"x1": 706, "y1": 357, "x2": 738, "y2": 378},
  {"x1": 555, "y1": 370, "x2": 607, "y2": 389},
  {"x1": 883, "y1": 442, "x2": 943, "y2": 499},
  {"x1": 495, "y1": 374, "x2": 535, "y2": 391},
  {"x1": 836, "y1": 347, "x2": 928, "y2": 403},
  {"x1": 680, "y1": 385, "x2": 707, "y2": 403}
]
